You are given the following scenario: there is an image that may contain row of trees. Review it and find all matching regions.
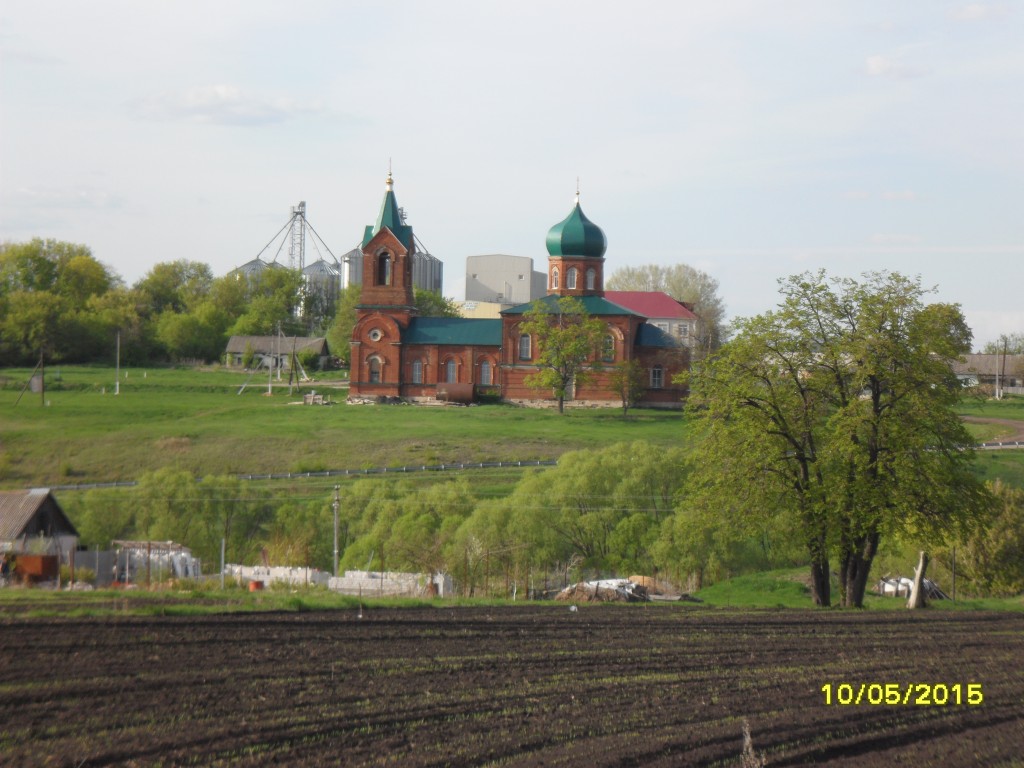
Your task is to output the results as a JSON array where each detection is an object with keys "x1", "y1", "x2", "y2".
[
  {"x1": 0, "y1": 239, "x2": 461, "y2": 368},
  {"x1": 1, "y1": 238, "x2": 726, "y2": 371},
  {"x1": 63, "y1": 442, "x2": 759, "y2": 593},
  {"x1": 0, "y1": 239, "x2": 311, "y2": 366},
  {"x1": 63, "y1": 437, "x2": 1023, "y2": 599}
]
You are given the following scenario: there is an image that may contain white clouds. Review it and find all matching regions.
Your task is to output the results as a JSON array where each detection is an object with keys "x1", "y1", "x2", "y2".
[
  {"x1": 1, "y1": 1, "x2": 1022, "y2": 332},
  {"x1": 129, "y1": 85, "x2": 322, "y2": 126},
  {"x1": 864, "y1": 52, "x2": 925, "y2": 79},
  {"x1": 881, "y1": 190, "x2": 917, "y2": 202},
  {"x1": 11, "y1": 185, "x2": 122, "y2": 211},
  {"x1": 948, "y1": 4, "x2": 1009, "y2": 22},
  {"x1": 869, "y1": 233, "x2": 923, "y2": 246}
]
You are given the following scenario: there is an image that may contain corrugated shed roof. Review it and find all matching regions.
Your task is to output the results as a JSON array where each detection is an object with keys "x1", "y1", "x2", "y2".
[
  {"x1": 951, "y1": 354, "x2": 1024, "y2": 376},
  {"x1": 225, "y1": 336, "x2": 329, "y2": 355},
  {"x1": 604, "y1": 291, "x2": 698, "y2": 320},
  {"x1": 403, "y1": 317, "x2": 502, "y2": 346},
  {"x1": 0, "y1": 489, "x2": 78, "y2": 540}
]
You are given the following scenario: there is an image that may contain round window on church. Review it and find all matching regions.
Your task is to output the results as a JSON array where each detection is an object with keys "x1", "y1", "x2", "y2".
[{"x1": 368, "y1": 328, "x2": 383, "y2": 342}]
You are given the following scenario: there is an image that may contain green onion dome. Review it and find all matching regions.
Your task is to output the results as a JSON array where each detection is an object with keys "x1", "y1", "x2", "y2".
[{"x1": 545, "y1": 193, "x2": 607, "y2": 259}]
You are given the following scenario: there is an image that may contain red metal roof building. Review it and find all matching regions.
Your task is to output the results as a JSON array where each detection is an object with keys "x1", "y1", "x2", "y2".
[{"x1": 604, "y1": 291, "x2": 699, "y2": 348}]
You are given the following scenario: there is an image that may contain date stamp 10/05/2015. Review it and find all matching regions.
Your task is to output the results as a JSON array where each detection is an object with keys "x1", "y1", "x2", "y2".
[{"x1": 821, "y1": 683, "x2": 983, "y2": 706}]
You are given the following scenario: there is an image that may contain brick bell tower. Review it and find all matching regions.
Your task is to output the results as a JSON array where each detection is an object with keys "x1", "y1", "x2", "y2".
[{"x1": 349, "y1": 171, "x2": 417, "y2": 397}]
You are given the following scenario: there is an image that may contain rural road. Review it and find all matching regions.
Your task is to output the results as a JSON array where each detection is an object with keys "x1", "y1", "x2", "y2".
[{"x1": 961, "y1": 416, "x2": 1024, "y2": 443}]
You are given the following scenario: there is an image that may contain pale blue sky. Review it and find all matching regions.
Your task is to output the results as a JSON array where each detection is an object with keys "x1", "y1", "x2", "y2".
[{"x1": 2, "y1": 2, "x2": 1021, "y2": 348}]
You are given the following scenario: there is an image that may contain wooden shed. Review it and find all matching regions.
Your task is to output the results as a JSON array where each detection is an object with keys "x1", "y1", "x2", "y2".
[{"x1": 0, "y1": 488, "x2": 79, "y2": 556}]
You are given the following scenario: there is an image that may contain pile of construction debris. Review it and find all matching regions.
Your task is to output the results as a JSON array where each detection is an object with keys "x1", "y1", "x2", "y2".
[
  {"x1": 555, "y1": 576, "x2": 701, "y2": 604},
  {"x1": 556, "y1": 579, "x2": 649, "y2": 603}
]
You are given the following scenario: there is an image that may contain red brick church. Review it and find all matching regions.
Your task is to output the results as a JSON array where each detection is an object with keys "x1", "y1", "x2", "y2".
[{"x1": 349, "y1": 174, "x2": 688, "y2": 408}]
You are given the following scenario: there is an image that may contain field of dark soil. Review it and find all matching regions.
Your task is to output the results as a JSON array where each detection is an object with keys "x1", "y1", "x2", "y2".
[{"x1": 1, "y1": 605, "x2": 1021, "y2": 767}]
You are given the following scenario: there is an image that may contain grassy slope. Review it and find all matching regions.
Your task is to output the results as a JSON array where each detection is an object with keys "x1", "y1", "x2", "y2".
[
  {"x1": 3, "y1": 367, "x2": 1024, "y2": 610},
  {"x1": 4, "y1": 367, "x2": 1024, "y2": 492},
  {"x1": 0, "y1": 365, "x2": 690, "y2": 488}
]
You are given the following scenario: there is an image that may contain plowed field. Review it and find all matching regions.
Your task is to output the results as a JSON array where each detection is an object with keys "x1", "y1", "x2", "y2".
[{"x1": 1, "y1": 606, "x2": 1021, "y2": 766}]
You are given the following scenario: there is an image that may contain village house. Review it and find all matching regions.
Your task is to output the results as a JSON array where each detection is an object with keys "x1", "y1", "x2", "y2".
[{"x1": 224, "y1": 335, "x2": 330, "y2": 371}]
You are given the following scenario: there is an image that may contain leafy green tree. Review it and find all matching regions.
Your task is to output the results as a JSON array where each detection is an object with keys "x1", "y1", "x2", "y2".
[
  {"x1": 0, "y1": 239, "x2": 59, "y2": 292},
  {"x1": 64, "y1": 488, "x2": 136, "y2": 548},
  {"x1": 263, "y1": 499, "x2": 333, "y2": 570},
  {"x1": 132, "y1": 468, "x2": 202, "y2": 547},
  {"x1": 229, "y1": 267, "x2": 304, "y2": 337},
  {"x1": 934, "y1": 480, "x2": 1024, "y2": 597},
  {"x1": 1, "y1": 238, "x2": 115, "y2": 297},
  {"x1": 82, "y1": 288, "x2": 152, "y2": 364},
  {"x1": 980, "y1": 333, "x2": 1024, "y2": 355},
  {"x1": 0, "y1": 239, "x2": 120, "y2": 364},
  {"x1": 448, "y1": 498, "x2": 524, "y2": 597},
  {"x1": 194, "y1": 475, "x2": 275, "y2": 566},
  {"x1": 336, "y1": 480, "x2": 407, "y2": 572},
  {"x1": 493, "y1": 441, "x2": 688, "y2": 575},
  {"x1": 414, "y1": 288, "x2": 463, "y2": 318},
  {"x1": 154, "y1": 310, "x2": 223, "y2": 362},
  {"x1": 684, "y1": 271, "x2": 991, "y2": 607},
  {"x1": 606, "y1": 262, "x2": 726, "y2": 355},
  {"x1": 0, "y1": 290, "x2": 68, "y2": 363},
  {"x1": 55, "y1": 253, "x2": 116, "y2": 304},
  {"x1": 241, "y1": 341, "x2": 256, "y2": 369},
  {"x1": 134, "y1": 260, "x2": 213, "y2": 315},
  {"x1": 326, "y1": 285, "x2": 361, "y2": 367},
  {"x1": 609, "y1": 359, "x2": 646, "y2": 417},
  {"x1": 520, "y1": 296, "x2": 606, "y2": 413}
]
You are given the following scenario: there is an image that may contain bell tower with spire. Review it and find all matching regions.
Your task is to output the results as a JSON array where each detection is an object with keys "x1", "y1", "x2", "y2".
[
  {"x1": 350, "y1": 171, "x2": 418, "y2": 398},
  {"x1": 358, "y1": 170, "x2": 416, "y2": 310}
]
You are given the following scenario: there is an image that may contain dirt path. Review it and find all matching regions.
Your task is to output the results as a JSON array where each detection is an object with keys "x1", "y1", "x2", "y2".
[{"x1": 961, "y1": 416, "x2": 1024, "y2": 443}]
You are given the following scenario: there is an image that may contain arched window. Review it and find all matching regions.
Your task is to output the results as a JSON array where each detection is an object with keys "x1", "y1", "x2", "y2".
[
  {"x1": 551, "y1": 268, "x2": 560, "y2": 290},
  {"x1": 566, "y1": 267, "x2": 578, "y2": 290},
  {"x1": 518, "y1": 334, "x2": 531, "y2": 361},
  {"x1": 602, "y1": 334, "x2": 615, "y2": 362},
  {"x1": 650, "y1": 365, "x2": 664, "y2": 389},
  {"x1": 411, "y1": 358, "x2": 423, "y2": 384},
  {"x1": 377, "y1": 252, "x2": 392, "y2": 285},
  {"x1": 445, "y1": 358, "x2": 458, "y2": 383},
  {"x1": 586, "y1": 268, "x2": 596, "y2": 290},
  {"x1": 480, "y1": 360, "x2": 492, "y2": 386},
  {"x1": 369, "y1": 357, "x2": 382, "y2": 384}
]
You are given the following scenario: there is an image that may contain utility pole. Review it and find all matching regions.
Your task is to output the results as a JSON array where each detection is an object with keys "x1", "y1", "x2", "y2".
[{"x1": 333, "y1": 485, "x2": 340, "y2": 578}]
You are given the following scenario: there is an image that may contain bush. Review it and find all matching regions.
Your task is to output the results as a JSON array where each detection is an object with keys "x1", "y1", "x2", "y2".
[{"x1": 60, "y1": 565, "x2": 96, "y2": 585}]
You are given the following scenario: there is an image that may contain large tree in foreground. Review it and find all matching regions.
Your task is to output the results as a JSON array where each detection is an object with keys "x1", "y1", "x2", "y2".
[
  {"x1": 683, "y1": 271, "x2": 991, "y2": 607},
  {"x1": 520, "y1": 296, "x2": 606, "y2": 414}
]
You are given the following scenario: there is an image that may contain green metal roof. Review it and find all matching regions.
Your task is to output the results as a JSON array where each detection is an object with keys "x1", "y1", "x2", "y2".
[
  {"x1": 362, "y1": 176, "x2": 414, "y2": 250},
  {"x1": 635, "y1": 323, "x2": 682, "y2": 349},
  {"x1": 501, "y1": 294, "x2": 636, "y2": 316},
  {"x1": 403, "y1": 317, "x2": 502, "y2": 346},
  {"x1": 545, "y1": 198, "x2": 607, "y2": 258}
]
